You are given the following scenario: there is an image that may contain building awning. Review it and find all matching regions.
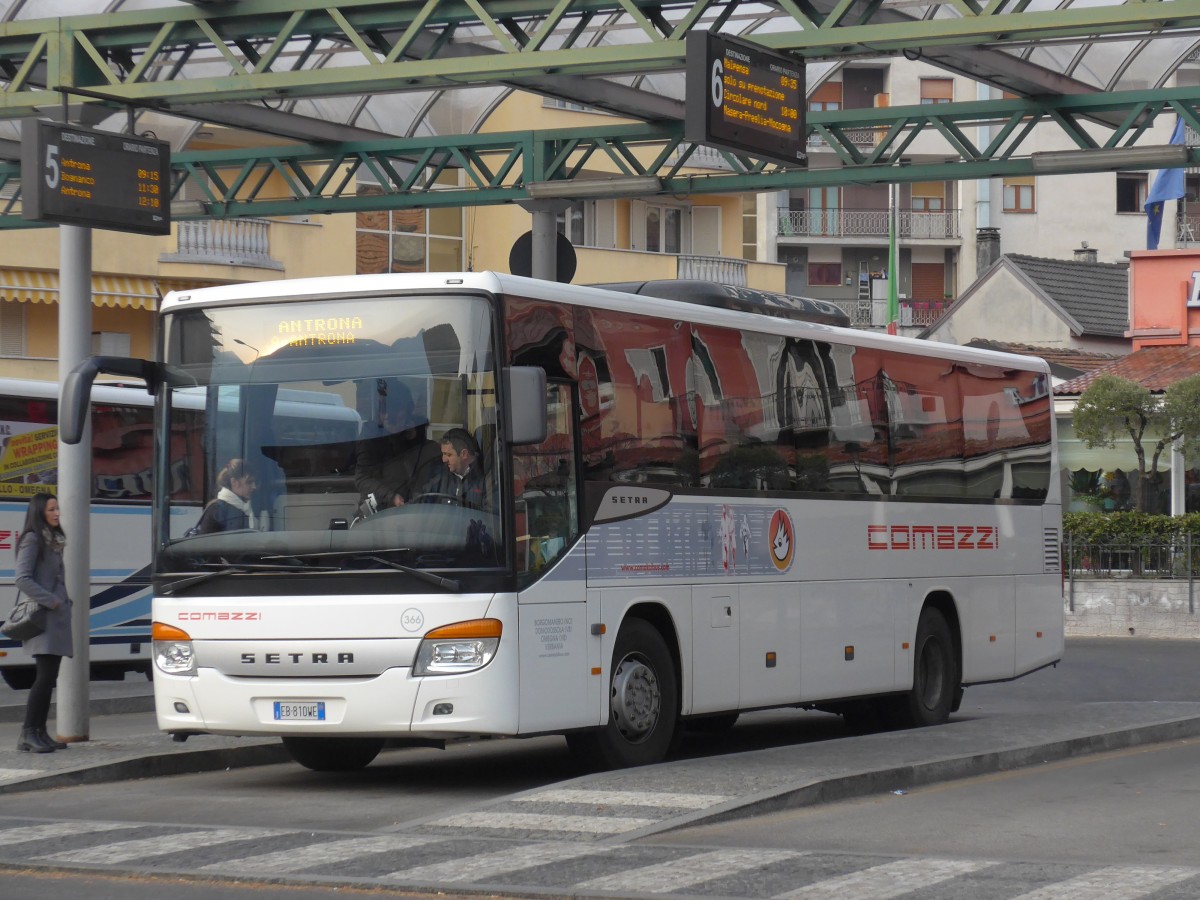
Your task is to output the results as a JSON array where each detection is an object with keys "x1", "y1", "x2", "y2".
[{"x1": 0, "y1": 268, "x2": 160, "y2": 310}]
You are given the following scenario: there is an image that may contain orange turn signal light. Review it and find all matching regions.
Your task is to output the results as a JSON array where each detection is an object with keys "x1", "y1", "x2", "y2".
[
  {"x1": 424, "y1": 618, "x2": 502, "y2": 640},
  {"x1": 152, "y1": 622, "x2": 192, "y2": 642}
]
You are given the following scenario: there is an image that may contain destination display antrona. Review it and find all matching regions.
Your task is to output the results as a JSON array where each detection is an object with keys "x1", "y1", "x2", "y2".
[
  {"x1": 685, "y1": 31, "x2": 807, "y2": 167},
  {"x1": 21, "y1": 120, "x2": 171, "y2": 236}
]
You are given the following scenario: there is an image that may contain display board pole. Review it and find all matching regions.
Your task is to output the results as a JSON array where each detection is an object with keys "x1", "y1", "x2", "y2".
[{"x1": 56, "y1": 223, "x2": 92, "y2": 743}]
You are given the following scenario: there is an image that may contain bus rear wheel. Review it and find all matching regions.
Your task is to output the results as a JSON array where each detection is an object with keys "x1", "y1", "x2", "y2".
[
  {"x1": 281, "y1": 736, "x2": 385, "y2": 772},
  {"x1": 566, "y1": 618, "x2": 678, "y2": 770},
  {"x1": 898, "y1": 607, "x2": 958, "y2": 728}
]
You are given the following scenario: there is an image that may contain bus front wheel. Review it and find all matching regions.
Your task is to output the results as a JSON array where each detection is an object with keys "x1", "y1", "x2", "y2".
[
  {"x1": 566, "y1": 618, "x2": 678, "y2": 770},
  {"x1": 899, "y1": 607, "x2": 958, "y2": 728},
  {"x1": 0, "y1": 668, "x2": 34, "y2": 691},
  {"x1": 281, "y1": 736, "x2": 385, "y2": 772}
]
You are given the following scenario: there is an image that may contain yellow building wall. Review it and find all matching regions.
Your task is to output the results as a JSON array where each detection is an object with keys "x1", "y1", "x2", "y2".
[{"x1": 1, "y1": 205, "x2": 357, "y2": 380}]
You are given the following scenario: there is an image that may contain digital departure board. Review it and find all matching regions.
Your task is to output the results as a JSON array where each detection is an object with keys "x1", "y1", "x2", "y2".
[
  {"x1": 684, "y1": 31, "x2": 806, "y2": 167},
  {"x1": 21, "y1": 120, "x2": 171, "y2": 235}
]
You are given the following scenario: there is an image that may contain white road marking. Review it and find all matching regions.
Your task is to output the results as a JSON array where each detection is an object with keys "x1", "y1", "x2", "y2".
[
  {"x1": 389, "y1": 841, "x2": 609, "y2": 882},
  {"x1": 0, "y1": 821, "x2": 136, "y2": 844},
  {"x1": 38, "y1": 827, "x2": 283, "y2": 864},
  {"x1": 575, "y1": 848, "x2": 805, "y2": 894},
  {"x1": 774, "y1": 857, "x2": 999, "y2": 899},
  {"x1": 430, "y1": 811, "x2": 655, "y2": 834},
  {"x1": 1010, "y1": 865, "x2": 1200, "y2": 900},
  {"x1": 204, "y1": 834, "x2": 438, "y2": 874}
]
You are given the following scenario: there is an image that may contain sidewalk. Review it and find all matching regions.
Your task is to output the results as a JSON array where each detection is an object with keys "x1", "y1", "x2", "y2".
[
  {"x1": 0, "y1": 674, "x2": 1197, "y2": 834},
  {"x1": 0, "y1": 679, "x2": 288, "y2": 794}
]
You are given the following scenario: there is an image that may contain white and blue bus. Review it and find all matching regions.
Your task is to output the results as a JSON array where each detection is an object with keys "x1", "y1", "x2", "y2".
[
  {"x1": 0, "y1": 377, "x2": 160, "y2": 688},
  {"x1": 63, "y1": 272, "x2": 1063, "y2": 771}
]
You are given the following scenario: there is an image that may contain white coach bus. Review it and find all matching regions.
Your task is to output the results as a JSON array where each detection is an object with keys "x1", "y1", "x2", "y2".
[{"x1": 62, "y1": 272, "x2": 1063, "y2": 772}]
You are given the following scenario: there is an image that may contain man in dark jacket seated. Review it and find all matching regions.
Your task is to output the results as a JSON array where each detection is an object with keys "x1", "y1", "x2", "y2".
[{"x1": 419, "y1": 428, "x2": 493, "y2": 511}]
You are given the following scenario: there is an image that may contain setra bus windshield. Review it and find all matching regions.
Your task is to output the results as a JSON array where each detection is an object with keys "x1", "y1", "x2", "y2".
[{"x1": 156, "y1": 293, "x2": 503, "y2": 575}]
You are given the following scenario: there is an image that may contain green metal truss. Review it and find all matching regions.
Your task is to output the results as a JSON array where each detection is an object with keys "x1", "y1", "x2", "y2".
[
  {"x1": 2, "y1": 86, "x2": 1198, "y2": 227},
  {"x1": 2, "y1": 0, "x2": 1200, "y2": 113}
]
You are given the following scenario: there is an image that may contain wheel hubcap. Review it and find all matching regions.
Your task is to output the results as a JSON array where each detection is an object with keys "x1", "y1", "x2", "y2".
[{"x1": 610, "y1": 653, "x2": 660, "y2": 742}]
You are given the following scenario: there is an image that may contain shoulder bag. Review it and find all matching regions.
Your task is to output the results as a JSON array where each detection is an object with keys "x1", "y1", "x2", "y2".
[{"x1": 1, "y1": 593, "x2": 48, "y2": 642}]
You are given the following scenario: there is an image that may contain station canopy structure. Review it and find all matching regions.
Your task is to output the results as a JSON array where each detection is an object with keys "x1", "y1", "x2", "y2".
[{"x1": 3, "y1": 0, "x2": 1200, "y2": 222}]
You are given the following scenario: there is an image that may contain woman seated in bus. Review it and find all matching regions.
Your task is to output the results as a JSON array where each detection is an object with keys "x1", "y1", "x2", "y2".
[{"x1": 195, "y1": 458, "x2": 267, "y2": 533}]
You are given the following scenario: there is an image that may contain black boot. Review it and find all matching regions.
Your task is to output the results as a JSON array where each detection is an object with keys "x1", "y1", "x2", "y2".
[
  {"x1": 37, "y1": 728, "x2": 67, "y2": 750},
  {"x1": 17, "y1": 728, "x2": 54, "y2": 753}
]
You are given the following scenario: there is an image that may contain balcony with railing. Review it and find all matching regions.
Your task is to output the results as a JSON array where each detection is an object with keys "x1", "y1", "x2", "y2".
[
  {"x1": 778, "y1": 208, "x2": 962, "y2": 241},
  {"x1": 1178, "y1": 215, "x2": 1200, "y2": 246},
  {"x1": 825, "y1": 298, "x2": 949, "y2": 329},
  {"x1": 160, "y1": 218, "x2": 283, "y2": 269},
  {"x1": 676, "y1": 254, "x2": 747, "y2": 286}
]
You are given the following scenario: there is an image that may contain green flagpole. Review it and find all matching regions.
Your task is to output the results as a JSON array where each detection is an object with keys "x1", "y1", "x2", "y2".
[{"x1": 887, "y1": 180, "x2": 899, "y2": 335}]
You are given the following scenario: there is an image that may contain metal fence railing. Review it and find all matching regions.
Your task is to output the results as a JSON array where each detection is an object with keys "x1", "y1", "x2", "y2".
[{"x1": 1063, "y1": 534, "x2": 1198, "y2": 613}]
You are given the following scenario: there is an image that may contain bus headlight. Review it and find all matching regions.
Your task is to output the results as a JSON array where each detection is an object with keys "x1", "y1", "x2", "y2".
[
  {"x1": 152, "y1": 622, "x2": 196, "y2": 676},
  {"x1": 413, "y1": 618, "x2": 501, "y2": 676}
]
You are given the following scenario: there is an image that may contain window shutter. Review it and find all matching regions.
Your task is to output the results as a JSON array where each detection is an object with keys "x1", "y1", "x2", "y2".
[{"x1": 0, "y1": 302, "x2": 25, "y2": 356}]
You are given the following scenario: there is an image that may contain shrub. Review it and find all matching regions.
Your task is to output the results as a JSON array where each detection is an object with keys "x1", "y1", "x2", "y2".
[{"x1": 1062, "y1": 511, "x2": 1200, "y2": 543}]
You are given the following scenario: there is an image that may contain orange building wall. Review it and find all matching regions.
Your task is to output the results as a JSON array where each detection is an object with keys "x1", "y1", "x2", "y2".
[{"x1": 1128, "y1": 249, "x2": 1200, "y2": 349}]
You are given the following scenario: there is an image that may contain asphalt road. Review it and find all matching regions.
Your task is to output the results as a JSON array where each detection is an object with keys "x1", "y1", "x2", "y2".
[{"x1": 0, "y1": 636, "x2": 1196, "y2": 900}]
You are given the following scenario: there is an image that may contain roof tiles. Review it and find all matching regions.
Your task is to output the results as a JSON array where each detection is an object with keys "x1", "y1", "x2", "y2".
[
  {"x1": 1054, "y1": 344, "x2": 1200, "y2": 395},
  {"x1": 965, "y1": 339, "x2": 1119, "y2": 376},
  {"x1": 1005, "y1": 254, "x2": 1129, "y2": 336}
]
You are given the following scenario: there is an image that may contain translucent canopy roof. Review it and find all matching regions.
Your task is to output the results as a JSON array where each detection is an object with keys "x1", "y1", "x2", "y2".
[{"x1": 1, "y1": 0, "x2": 1193, "y2": 154}]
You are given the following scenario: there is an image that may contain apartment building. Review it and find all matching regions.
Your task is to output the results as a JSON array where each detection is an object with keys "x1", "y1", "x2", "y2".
[{"x1": 774, "y1": 58, "x2": 1195, "y2": 334}]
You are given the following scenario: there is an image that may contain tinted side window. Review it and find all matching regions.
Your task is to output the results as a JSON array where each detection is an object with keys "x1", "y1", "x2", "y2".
[{"x1": 92, "y1": 403, "x2": 155, "y2": 501}]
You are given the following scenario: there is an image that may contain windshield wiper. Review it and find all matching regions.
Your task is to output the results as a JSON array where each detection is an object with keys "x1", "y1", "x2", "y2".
[
  {"x1": 264, "y1": 549, "x2": 461, "y2": 592},
  {"x1": 160, "y1": 561, "x2": 336, "y2": 595}
]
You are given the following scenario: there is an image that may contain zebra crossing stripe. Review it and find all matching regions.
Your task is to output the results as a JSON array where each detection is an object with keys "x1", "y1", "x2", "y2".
[
  {"x1": 1009, "y1": 865, "x2": 1200, "y2": 900},
  {"x1": 575, "y1": 848, "x2": 806, "y2": 894},
  {"x1": 0, "y1": 822, "x2": 136, "y2": 844},
  {"x1": 388, "y1": 841, "x2": 610, "y2": 883},
  {"x1": 773, "y1": 857, "x2": 999, "y2": 899},
  {"x1": 203, "y1": 834, "x2": 438, "y2": 874},
  {"x1": 38, "y1": 827, "x2": 283, "y2": 864},
  {"x1": 430, "y1": 811, "x2": 655, "y2": 834},
  {"x1": 513, "y1": 789, "x2": 731, "y2": 809}
]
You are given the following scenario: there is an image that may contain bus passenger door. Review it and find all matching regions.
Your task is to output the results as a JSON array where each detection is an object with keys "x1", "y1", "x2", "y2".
[
  {"x1": 690, "y1": 586, "x2": 740, "y2": 714},
  {"x1": 516, "y1": 381, "x2": 592, "y2": 733}
]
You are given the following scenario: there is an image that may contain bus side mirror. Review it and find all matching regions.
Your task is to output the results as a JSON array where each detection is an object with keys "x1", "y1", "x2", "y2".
[
  {"x1": 61, "y1": 356, "x2": 158, "y2": 445},
  {"x1": 505, "y1": 366, "x2": 548, "y2": 446}
]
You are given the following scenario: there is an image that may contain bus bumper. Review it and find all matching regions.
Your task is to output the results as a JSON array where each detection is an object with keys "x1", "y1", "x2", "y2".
[{"x1": 154, "y1": 660, "x2": 520, "y2": 739}]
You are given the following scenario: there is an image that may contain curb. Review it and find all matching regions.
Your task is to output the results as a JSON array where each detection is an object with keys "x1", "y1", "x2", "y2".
[
  {"x1": 0, "y1": 740, "x2": 291, "y2": 795},
  {"x1": 625, "y1": 713, "x2": 1200, "y2": 840}
]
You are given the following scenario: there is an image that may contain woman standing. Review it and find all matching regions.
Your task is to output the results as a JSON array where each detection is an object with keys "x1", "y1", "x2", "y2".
[{"x1": 12, "y1": 492, "x2": 73, "y2": 753}]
